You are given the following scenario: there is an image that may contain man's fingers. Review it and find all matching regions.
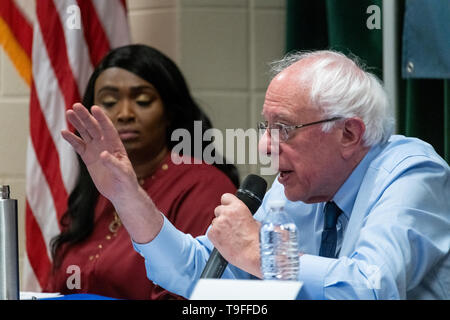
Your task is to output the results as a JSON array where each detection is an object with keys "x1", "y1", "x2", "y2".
[
  {"x1": 220, "y1": 193, "x2": 236, "y2": 205},
  {"x1": 72, "y1": 103, "x2": 102, "y2": 141},
  {"x1": 214, "y1": 193, "x2": 248, "y2": 219},
  {"x1": 61, "y1": 130, "x2": 85, "y2": 155},
  {"x1": 91, "y1": 105, "x2": 126, "y2": 152},
  {"x1": 66, "y1": 109, "x2": 94, "y2": 143},
  {"x1": 213, "y1": 205, "x2": 223, "y2": 217}
]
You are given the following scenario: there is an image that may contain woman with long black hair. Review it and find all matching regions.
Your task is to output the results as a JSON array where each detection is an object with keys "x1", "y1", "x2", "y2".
[{"x1": 44, "y1": 44, "x2": 239, "y2": 299}]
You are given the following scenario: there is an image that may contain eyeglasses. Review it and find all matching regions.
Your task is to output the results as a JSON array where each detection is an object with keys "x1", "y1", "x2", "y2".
[{"x1": 257, "y1": 116, "x2": 343, "y2": 142}]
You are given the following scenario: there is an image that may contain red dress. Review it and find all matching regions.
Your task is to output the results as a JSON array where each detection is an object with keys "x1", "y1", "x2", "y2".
[{"x1": 44, "y1": 153, "x2": 236, "y2": 299}]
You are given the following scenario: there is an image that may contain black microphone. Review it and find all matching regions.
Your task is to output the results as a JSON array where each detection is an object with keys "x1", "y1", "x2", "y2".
[{"x1": 200, "y1": 174, "x2": 267, "y2": 279}]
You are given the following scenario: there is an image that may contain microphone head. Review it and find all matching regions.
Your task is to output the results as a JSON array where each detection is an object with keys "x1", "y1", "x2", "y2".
[
  {"x1": 240, "y1": 174, "x2": 267, "y2": 201},
  {"x1": 236, "y1": 174, "x2": 267, "y2": 214}
]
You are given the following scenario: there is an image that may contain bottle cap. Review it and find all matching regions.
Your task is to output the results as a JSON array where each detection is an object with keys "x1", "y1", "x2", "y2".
[
  {"x1": 268, "y1": 199, "x2": 286, "y2": 209},
  {"x1": 0, "y1": 185, "x2": 10, "y2": 199}
]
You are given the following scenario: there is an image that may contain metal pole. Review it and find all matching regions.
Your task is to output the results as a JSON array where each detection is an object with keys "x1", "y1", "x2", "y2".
[
  {"x1": 0, "y1": 185, "x2": 19, "y2": 300},
  {"x1": 382, "y1": 0, "x2": 399, "y2": 133}
]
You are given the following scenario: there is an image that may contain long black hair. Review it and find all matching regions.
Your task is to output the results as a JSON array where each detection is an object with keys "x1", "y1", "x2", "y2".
[{"x1": 51, "y1": 44, "x2": 239, "y2": 266}]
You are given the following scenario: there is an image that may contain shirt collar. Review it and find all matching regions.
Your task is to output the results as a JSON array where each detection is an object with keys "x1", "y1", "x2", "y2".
[{"x1": 332, "y1": 144, "x2": 382, "y2": 219}]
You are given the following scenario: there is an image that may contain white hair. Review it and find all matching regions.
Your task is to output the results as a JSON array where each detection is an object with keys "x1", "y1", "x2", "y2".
[{"x1": 270, "y1": 50, "x2": 395, "y2": 147}]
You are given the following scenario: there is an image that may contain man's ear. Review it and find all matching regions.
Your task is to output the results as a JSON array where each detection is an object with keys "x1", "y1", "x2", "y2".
[{"x1": 340, "y1": 117, "x2": 366, "y2": 159}]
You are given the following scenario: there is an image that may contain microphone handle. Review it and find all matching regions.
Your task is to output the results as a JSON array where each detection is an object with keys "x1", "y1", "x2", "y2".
[{"x1": 199, "y1": 248, "x2": 227, "y2": 279}]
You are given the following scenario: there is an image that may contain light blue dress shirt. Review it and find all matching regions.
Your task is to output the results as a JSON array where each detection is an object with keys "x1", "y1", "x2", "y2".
[{"x1": 133, "y1": 135, "x2": 450, "y2": 299}]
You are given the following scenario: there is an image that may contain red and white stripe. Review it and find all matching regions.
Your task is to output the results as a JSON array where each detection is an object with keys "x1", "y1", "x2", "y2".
[{"x1": 22, "y1": 0, "x2": 130, "y2": 291}]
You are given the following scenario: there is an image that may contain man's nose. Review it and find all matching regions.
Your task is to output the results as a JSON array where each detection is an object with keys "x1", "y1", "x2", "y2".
[
  {"x1": 259, "y1": 129, "x2": 281, "y2": 156},
  {"x1": 258, "y1": 129, "x2": 271, "y2": 156}
]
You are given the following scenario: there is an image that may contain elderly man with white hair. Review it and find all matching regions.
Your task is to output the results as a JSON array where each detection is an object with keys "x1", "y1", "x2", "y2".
[{"x1": 62, "y1": 50, "x2": 450, "y2": 300}]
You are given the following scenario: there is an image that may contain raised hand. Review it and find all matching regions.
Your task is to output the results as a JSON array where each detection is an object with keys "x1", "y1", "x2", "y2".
[
  {"x1": 61, "y1": 103, "x2": 137, "y2": 201},
  {"x1": 61, "y1": 103, "x2": 163, "y2": 244}
]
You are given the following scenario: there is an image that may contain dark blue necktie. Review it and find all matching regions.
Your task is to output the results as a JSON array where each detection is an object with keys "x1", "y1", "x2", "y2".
[{"x1": 319, "y1": 201, "x2": 342, "y2": 258}]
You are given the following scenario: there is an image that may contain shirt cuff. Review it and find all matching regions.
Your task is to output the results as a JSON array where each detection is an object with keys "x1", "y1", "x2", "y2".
[{"x1": 298, "y1": 254, "x2": 335, "y2": 300}]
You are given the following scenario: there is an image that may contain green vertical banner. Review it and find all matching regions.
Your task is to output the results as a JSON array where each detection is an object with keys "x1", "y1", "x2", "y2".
[
  {"x1": 403, "y1": 80, "x2": 446, "y2": 158},
  {"x1": 286, "y1": 0, "x2": 383, "y2": 78},
  {"x1": 286, "y1": 0, "x2": 328, "y2": 52},
  {"x1": 325, "y1": 0, "x2": 383, "y2": 79}
]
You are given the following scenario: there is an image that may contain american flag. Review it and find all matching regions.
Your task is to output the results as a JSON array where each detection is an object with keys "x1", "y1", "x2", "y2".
[{"x1": 0, "y1": 0, "x2": 130, "y2": 291}]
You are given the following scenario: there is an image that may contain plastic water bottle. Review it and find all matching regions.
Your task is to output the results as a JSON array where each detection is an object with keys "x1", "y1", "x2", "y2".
[{"x1": 260, "y1": 200, "x2": 299, "y2": 280}]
